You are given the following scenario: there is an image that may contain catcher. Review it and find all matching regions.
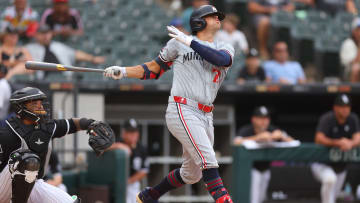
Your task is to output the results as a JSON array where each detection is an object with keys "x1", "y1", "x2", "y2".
[{"x1": 0, "y1": 87, "x2": 115, "y2": 203}]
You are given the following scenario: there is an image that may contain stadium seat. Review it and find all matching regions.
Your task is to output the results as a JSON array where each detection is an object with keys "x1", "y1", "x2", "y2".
[
  {"x1": 271, "y1": 11, "x2": 297, "y2": 28},
  {"x1": 290, "y1": 22, "x2": 314, "y2": 40},
  {"x1": 305, "y1": 10, "x2": 329, "y2": 24},
  {"x1": 314, "y1": 34, "x2": 343, "y2": 53},
  {"x1": 335, "y1": 12, "x2": 355, "y2": 24}
]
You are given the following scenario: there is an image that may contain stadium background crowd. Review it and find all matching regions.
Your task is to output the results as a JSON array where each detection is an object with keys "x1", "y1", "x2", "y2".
[{"x1": 2, "y1": 0, "x2": 360, "y2": 203}]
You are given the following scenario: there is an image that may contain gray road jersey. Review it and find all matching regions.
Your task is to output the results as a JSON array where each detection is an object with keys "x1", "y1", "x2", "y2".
[{"x1": 159, "y1": 37, "x2": 235, "y2": 105}]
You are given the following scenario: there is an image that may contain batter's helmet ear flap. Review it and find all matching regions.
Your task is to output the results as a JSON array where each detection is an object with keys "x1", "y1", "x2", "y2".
[{"x1": 190, "y1": 17, "x2": 207, "y2": 33}]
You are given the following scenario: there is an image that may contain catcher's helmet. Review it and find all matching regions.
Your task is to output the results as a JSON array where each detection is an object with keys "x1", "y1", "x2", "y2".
[
  {"x1": 10, "y1": 87, "x2": 50, "y2": 123},
  {"x1": 190, "y1": 5, "x2": 225, "y2": 34}
]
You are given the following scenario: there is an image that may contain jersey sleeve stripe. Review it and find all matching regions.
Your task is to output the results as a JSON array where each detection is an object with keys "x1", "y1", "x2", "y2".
[
  {"x1": 52, "y1": 122, "x2": 57, "y2": 137},
  {"x1": 65, "y1": 119, "x2": 70, "y2": 135},
  {"x1": 155, "y1": 56, "x2": 172, "y2": 71},
  {"x1": 159, "y1": 54, "x2": 169, "y2": 63}
]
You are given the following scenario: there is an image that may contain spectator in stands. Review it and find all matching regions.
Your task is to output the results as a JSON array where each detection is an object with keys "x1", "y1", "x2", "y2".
[
  {"x1": 0, "y1": 25, "x2": 33, "y2": 80},
  {"x1": 108, "y1": 118, "x2": 149, "y2": 203},
  {"x1": 181, "y1": 0, "x2": 209, "y2": 33},
  {"x1": 0, "y1": 0, "x2": 38, "y2": 40},
  {"x1": 44, "y1": 152, "x2": 67, "y2": 192},
  {"x1": 0, "y1": 64, "x2": 11, "y2": 120},
  {"x1": 312, "y1": 94, "x2": 360, "y2": 203},
  {"x1": 40, "y1": 0, "x2": 83, "y2": 38},
  {"x1": 264, "y1": 41, "x2": 306, "y2": 84},
  {"x1": 248, "y1": 0, "x2": 294, "y2": 59},
  {"x1": 315, "y1": 0, "x2": 357, "y2": 16},
  {"x1": 234, "y1": 106, "x2": 293, "y2": 203},
  {"x1": 26, "y1": 25, "x2": 105, "y2": 80},
  {"x1": 340, "y1": 17, "x2": 360, "y2": 82},
  {"x1": 169, "y1": 17, "x2": 189, "y2": 35},
  {"x1": 237, "y1": 48, "x2": 266, "y2": 84},
  {"x1": 215, "y1": 13, "x2": 249, "y2": 55}
]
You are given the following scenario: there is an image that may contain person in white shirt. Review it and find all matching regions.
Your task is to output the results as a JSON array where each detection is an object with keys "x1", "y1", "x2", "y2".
[
  {"x1": 26, "y1": 25, "x2": 105, "y2": 80},
  {"x1": 0, "y1": 0, "x2": 38, "y2": 39},
  {"x1": 340, "y1": 17, "x2": 360, "y2": 82},
  {"x1": 0, "y1": 65, "x2": 11, "y2": 120},
  {"x1": 215, "y1": 13, "x2": 248, "y2": 55}
]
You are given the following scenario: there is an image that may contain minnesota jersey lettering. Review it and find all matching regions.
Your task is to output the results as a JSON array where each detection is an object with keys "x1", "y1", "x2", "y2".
[{"x1": 183, "y1": 52, "x2": 204, "y2": 63}]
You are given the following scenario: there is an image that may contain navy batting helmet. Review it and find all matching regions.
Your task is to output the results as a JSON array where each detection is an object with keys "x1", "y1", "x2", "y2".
[{"x1": 190, "y1": 5, "x2": 225, "y2": 34}]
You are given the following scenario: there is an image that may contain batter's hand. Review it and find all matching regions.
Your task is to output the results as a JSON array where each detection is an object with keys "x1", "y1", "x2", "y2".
[
  {"x1": 167, "y1": 26, "x2": 193, "y2": 46},
  {"x1": 103, "y1": 66, "x2": 127, "y2": 80}
]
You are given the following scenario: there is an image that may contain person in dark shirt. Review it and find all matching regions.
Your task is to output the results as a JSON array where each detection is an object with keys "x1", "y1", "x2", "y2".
[
  {"x1": 237, "y1": 48, "x2": 266, "y2": 84},
  {"x1": 109, "y1": 118, "x2": 149, "y2": 203},
  {"x1": 315, "y1": 0, "x2": 357, "y2": 16},
  {"x1": 0, "y1": 87, "x2": 113, "y2": 203},
  {"x1": 312, "y1": 94, "x2": 360, "y2": 203},
  {"x1": 40, "y1": 0, "x2": 83, "y2": 37},
  {"x1": 234, "y1": 106, "x2": 293, "y2": 203}
]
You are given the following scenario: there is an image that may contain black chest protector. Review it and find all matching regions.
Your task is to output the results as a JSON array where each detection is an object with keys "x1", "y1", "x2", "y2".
[{"x1": 6, "y1": 117, "x2": 54, "y2": 178}]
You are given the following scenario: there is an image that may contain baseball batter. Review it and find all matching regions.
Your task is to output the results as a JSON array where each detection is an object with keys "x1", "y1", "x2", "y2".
[
  {"x1": 104, "y1": 5, "x2": 234, "y2": 203},
  {"x1": 0, "y1": 87, "x2": 114, "y2": 203}
]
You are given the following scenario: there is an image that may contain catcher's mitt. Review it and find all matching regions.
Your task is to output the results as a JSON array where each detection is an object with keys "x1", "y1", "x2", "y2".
[{"x1": 87, "y1": 121, "x2": 115, "y2": 156}]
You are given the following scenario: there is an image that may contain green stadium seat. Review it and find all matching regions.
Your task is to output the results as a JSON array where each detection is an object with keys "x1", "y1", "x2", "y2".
[
  {"x1": 290, "y1": 22, "x2": 314, "y2": 40},
  {"x1": 327, "y1": 22, "x2": 351, "y2": 40},
  {"x1": 335, "y1": 12, "x2": 355, "y2": 24},
  {"x1": 305, "y1": 10, "x2": 329, "y2": 24},
  {"x1": 314, "y1": 34, "x2": 344, "y2": 53},
  {"x1": 271, "y1": 11, "x2": 297, "y2": 28}
]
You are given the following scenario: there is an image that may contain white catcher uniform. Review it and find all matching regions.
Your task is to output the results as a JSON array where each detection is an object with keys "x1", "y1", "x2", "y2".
[{"x1": 161, "y1": 37, "x2": 234, "y2": 184}]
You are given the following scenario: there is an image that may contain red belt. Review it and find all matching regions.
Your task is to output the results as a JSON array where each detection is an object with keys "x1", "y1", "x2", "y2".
[{"x1": 173, "y1": 96, "x2": 214, "y2": 113}]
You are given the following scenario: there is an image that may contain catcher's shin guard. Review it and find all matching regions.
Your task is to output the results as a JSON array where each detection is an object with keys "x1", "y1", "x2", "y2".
[
  {"x1": 136, "y1": 187, "x2": 159, "y2": 203},
  {"x1": 9, "y1": 150, "x2": 40, "y2": 203}
]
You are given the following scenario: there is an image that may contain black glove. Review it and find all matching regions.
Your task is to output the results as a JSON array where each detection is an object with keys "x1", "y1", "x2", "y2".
[{"x1": 87, "y1": 121, "x2": 115, "y2": 156}]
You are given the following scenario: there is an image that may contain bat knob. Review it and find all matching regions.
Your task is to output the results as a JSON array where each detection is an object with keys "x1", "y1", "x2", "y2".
[{"x1": 114, "y1": 69, "x2": 121, "y2": 76}]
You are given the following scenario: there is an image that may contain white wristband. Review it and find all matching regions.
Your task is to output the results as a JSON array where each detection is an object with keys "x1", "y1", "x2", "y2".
[{"x1": 119, "y1": 67, "x2": 127, "y2": 78}]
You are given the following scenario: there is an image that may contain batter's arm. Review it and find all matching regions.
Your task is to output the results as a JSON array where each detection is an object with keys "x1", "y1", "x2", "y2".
[
  {"x1": 105, "y1": 57, "x2": 172, "y2": 80},
  {"x1": 125, "y1": 60, "x2": 161, "y2": 79}
]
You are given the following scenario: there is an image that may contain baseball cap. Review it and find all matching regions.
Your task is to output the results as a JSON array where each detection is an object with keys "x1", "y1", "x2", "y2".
[
  {"x1": 253, "y1": 106, "x2": 270, "y2": 117},
  {"x1": 246, "y1": 48, "x2": 259, "y2": 59},
  {"x1": 352, "y1": 17, "x2": 360, "y2": 30},
  {"x1": 123, "y1": 118, "x2": 139, "y2": 132},
  {"x1": 334, "y1": 94, "x2": 351, "y2": 106}
]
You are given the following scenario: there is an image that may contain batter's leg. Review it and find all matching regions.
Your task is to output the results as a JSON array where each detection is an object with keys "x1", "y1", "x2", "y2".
[
  {"x1": 202, "y1": 111, "x2": 233, "y2": 203},
  {"x1": 170, "y1": 103, "x2": 232, "y2": 202}
]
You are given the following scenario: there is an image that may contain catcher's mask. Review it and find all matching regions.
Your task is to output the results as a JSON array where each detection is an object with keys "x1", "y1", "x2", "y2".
[{"x1": 10, "y1": 87, "x2": 51, "y2": 123}]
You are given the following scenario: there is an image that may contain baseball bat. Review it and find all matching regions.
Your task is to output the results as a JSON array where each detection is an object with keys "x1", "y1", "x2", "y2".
[
  {"x1": 25, "y1": 61, "x2": 104, "y2": 73},
  {"x1": 25, "y1": 61, "x2": 121, "y2": 75}
]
